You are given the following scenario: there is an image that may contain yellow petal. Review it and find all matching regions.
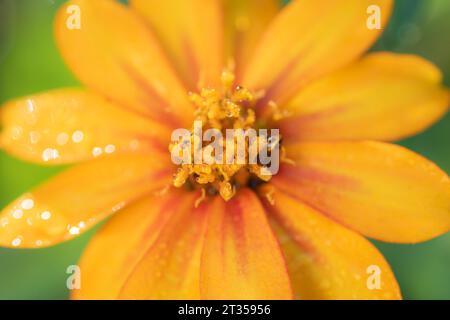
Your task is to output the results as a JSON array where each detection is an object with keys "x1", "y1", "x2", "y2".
[
  {"x1": 200, "y1": 189, "x2": 292, "y2": 299},
  {"x1": 259, "y1": 186, "x2": 401, "y2": 300},
  {"x1": 55, "y1": 0, "x2": 193, "y2": 126},
  {"x1": 272, "y1": 142, "x2": 450, "y2": 243},
  {"x1": 224, "y1": 0, "x2": 279, "y2": 79},
  {"x1": 73, "y1": 188, "x2": 192, "y2": 300},
  {"x1": 119, "y1": 191, "x2": 207, "y2": 299},
  {"x1": 0, "y1": 89, "x2": 170, "y2": 164},
  {"x1": 131, "y1": 0, "x2": 223, "y2": 89},
  {"x1": 280, "y1": 53, "x2": 450, "y2": 142},
  {"x1": 0, "y1": 154, "x2": 172, "y2": 248},
  {"x1": 242, "y1": 0, "x2": 393, "y2": 109}
]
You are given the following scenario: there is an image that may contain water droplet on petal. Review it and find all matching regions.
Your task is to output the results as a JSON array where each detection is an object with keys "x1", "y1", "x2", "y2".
[
  {"x1": 69, "y1": 226, "x2": 80, "y2": 235},
  {"x1": 112, "y1": 201, "x2": 125, "y2": 212},
  {"x1": 42, "y1": 148, "x2": 60, "y2": 161},
  {"x1": 56, "y1": 132, "x2": 69, "y2": 146},
  {"x1": 40, "y1": 211, "x2": 51, "y2": 220},
  {"x1": 29, "y1": 131, "x2": 41, "y2": 144},
  {"x1": 12, "y1": 209, "x2": 23, "y2": 219},
  {"x1": 105, "y1": 144, "x2": 116, "y2": 154},
  {"x1": 27, "y1": 99, "x2": 35, "y2": 113},
  {"x1": 92, "y1": 147, "x2": 103, "y2": 157},
  {"x1": 72, "y1": 130, "x2": 84, "y2": 143},
  {"x1": 21, "y1": 199, "x2": 34, "y2": 210},
  {"x1": 11, "y1": 237, "x2": 22, "y2": 247}
]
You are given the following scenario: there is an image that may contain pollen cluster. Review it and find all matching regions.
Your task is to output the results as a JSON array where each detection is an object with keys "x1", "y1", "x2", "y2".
[{"x1": 169, "y1": 70, "x2": 285, "y2": 204}]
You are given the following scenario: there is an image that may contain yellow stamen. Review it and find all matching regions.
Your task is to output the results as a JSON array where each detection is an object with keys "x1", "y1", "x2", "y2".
[
  {"x1": 194, "y1": 188, "x2": 207, "y2": 208},
  {"x1": 263, "y1": 186, "x2": 276, "y2": 206},
  {"x1": 219, "y1": 181, "x2": 235, "y2": 201},
  {"x1": 171, "y1": 70, "x2": 282, "y2": 201},
  {"x1": 174, "y1": 166, "x2": 190, "y2": 188}
]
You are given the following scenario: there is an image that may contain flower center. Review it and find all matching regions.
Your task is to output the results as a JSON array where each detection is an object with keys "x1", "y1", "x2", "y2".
[{"x1": 169, "y1": 70, "x2": 289, "y2": 204}]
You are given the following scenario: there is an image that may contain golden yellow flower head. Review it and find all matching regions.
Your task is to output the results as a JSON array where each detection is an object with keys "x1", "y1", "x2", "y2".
[{"x1": 169, "y1": 69, "x2": 290, "y2": 203}]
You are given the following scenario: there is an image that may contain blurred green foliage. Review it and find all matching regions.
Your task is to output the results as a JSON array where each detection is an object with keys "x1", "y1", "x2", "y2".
[{"x1": 0, "y1": 0, "x2": 449, "y2": 299}]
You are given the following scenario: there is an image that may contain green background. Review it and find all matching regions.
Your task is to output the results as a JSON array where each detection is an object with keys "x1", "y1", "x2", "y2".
[{"x1": 0, "y1": 0, "x2": 449, "y2": 299}]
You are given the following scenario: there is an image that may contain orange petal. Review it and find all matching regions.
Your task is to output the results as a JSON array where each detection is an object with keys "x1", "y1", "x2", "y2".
[
  {"x1": 0, "y1": 154, "x2": 172, "y2": 248},
  {"x1": 200, "y1": 189, "x2": 292, "y2": 299},
  {"x1": 73, "y1": 188, "x2": 192, "y2": 300},
  {"x1": 242, "y1": 0, "x2": 393, "y2": 109},
  {"x1": 224, "y1": 0, "x2": 279, "y2": 79},
  {"x1": 55, "y1": 0, "x2": 193, "y2": 126},
  {"x1": 272, "y1": 142, "x2": 450, "y2": 243},
  {"x1": 119, "y1": 191, "x2": 206, "y2": 299},
  {"x1": 130, "y1": 0, "x2": 223, "y2": 89},
  {"x1": 279, "y1": 53, "x2": 450, "y2": 142},
  {"x1": 0, "y1": 89, "x2": 170, "y2": 164},
  {"x1": 259, "y1": 185, "x2": 401, "y2": 300}
]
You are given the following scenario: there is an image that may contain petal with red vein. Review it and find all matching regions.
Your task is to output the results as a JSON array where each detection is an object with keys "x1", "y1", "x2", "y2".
[
  {"x1": 119, "y1": 191, "x2": 206, "y2": 299},
  {"x1": 1, "y1": 89, "x2": 170, "y2": 164},
  {"x1": 73, "y1": 188, "x2": 192, "y2": 300},
  {"x1": 200, "y1": 189, "x2": 292, "y2": 299},
  {"x1": 280, "y1": 53, "x2": 450, "y2": 142},
  {"x1": 272, "y1": 142, "x2": 450, "y2": 243},
  {"x1": 131, "y1": 0, "x2": 223, "y2": 89},
  {"x1": 260, "y1": 186, "x2": 401, "y2": 300},
  {"x1": 55, "y1": 0, "x2": 193, "y2": 126},
  {"x1": 224, "y1": 0, "x2": 279, "y2": 79},
  {"x1": 242, "y1": 0, "x2": 393, "y2": 109},
  {"x1": 0, "y1": 154, "x2": 172, "y2": 248}
]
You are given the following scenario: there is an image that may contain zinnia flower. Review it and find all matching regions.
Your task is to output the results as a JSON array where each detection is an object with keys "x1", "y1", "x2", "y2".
[{"x1": 1, "y1": 0, "x2": 449, "y2": 300}]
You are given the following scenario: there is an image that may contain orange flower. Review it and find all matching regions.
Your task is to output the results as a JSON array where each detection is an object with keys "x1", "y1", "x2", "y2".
[{"x1": 1, "y1": 0, "x2": 449, "y2": 300}]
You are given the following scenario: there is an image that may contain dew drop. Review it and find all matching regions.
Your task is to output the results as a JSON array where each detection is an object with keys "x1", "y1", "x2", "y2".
[
  {"x1": 29, "y1": 131, "x2": 41, "y2": 144},
  {"x1": 105, "y1": 144, "x2": 116, "y2": 154},
  {"x1": 69, "y1": 226, "x2": 80, "y2": 235},
  {"x1": 11, "y1": 237, "x2": 22, "y2": 247},
  {"x1": 27, "y1": 99, "x2": 35, "y2": 113},
  {"x1": 40, "y1": 211, "x2": 51, "y2": 220},
  {"x1": 112, "y1": 201, "x2": 125, "y2": 212},
  {"x1": 42, "y1": 148, "x2": 60, "y2": 161},
  {"x1": 72, "y1": 130, "x2": 84, "y2": 143},
  {"x1": 12, "y1": 209, "x2": 23, "y2": 219},
  {"x1": 92, "y1": 147, "x2": 103, "y2": 157},
  {"x1": 21, "y1": 199, "x2": 34, "y2": 210},
  {"x1": 56, "y1": 132, "x2": 69, "y2": 146}
]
